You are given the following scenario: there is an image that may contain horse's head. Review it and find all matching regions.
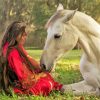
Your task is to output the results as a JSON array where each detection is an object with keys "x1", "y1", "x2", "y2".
[{"x1": 40, "y1": 4, "x2": 79, "y2": 72}]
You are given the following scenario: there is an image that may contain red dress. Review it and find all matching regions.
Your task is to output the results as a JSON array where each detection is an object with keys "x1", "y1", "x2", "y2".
[{"x1": 3, "y1": 43, "x2": 62, "y2": 96}]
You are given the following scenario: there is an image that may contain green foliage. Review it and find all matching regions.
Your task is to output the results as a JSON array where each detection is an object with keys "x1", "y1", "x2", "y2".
[
  {"x1": 82, "y1": 0, "x2": 100, "y2": 20},
  {"x1": 0, "y1": 0, "x2": 100, "y2": 47}
]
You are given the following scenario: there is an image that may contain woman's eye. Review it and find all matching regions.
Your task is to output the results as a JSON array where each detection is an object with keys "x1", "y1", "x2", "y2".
[{"x1": 54, "y1": 34, "x2": 61, "y2": 39}]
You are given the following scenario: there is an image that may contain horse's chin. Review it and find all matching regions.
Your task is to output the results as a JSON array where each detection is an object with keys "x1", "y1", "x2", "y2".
[
  {"x1": 42, "y1": 69, "x2": 52, "y2": 73},
  {"x1": 45, "y1": 64, "x2": 54, "y2": 73}
]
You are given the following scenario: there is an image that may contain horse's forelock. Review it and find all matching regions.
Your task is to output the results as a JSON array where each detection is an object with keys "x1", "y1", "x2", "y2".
[{"x1": 45, "y1": 10, "x2": 65, "y2": 29}]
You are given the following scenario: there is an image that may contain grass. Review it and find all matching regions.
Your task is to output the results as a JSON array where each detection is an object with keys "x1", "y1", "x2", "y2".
[{"x1": 0, "y1": 49, "x2": 100, "y2": 100}]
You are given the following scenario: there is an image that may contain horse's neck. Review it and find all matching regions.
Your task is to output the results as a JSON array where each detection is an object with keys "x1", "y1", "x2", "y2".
[
  {"x1": 72, "y1": 12, "x2": 100, "y2": 62},
  {"x1": 78, "y1": 34, "x2": 100, "y2": 62},
  {"x1": 73, "y1": 11, "x2": 100, "y2": 38},
  {"x1": 78, "y1": 26, "x2": 100, "y2": 63}
]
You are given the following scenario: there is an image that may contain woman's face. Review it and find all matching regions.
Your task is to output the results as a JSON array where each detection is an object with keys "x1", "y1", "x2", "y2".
[{"x1": 16, "y1": 32, "x2": 28, "y2": 45}]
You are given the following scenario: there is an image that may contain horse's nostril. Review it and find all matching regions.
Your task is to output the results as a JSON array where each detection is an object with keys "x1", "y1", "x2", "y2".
[{"x1": 41, "y1": 64, "x2": 46, "y2": 70}]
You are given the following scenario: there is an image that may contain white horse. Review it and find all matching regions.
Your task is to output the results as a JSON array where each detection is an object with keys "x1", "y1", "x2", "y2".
[{"x1": 40, "y1": 4, "x2": 100, "y2": 96}]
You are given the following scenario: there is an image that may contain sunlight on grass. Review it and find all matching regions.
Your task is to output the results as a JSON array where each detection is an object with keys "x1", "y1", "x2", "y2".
[{"x1": 0, "y1": 49, "x2": 99, "y2": 100}]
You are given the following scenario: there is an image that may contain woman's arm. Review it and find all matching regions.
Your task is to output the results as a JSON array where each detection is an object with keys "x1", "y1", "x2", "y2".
[
  {"x1": 27, "y1": 55, "x2": 41, "y2": 70},
  {"x1": 8, "y1": 48, "x2": 27, "y2": 80},
  {"x1": 7, "y1": 48, "x2": 35, "y2": 89},
  {"x1": 18, "y1": 44, "x2": 41, "y2": 70}
]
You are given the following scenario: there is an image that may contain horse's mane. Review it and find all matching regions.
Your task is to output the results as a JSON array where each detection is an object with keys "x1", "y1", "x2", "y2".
[
  {"x1": 45, "y1": 9, "x2": 100, "y2": 38},
  {"x1": 45, "y1": 10, "x2": 65, "y2": 29}
]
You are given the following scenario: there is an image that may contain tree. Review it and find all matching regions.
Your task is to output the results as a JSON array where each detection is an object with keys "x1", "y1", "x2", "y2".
[{"x1": 0, "y1": 0, "x2": 100, "y2": 48}]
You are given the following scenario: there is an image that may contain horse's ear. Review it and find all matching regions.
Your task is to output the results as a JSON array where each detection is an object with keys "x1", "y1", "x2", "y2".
[
  {"x1": 57, "y1": 3, "x2": 64, "y2": 11},
  {"x1": 62, "y1": 8, "x2": 78, "y2": 22}
]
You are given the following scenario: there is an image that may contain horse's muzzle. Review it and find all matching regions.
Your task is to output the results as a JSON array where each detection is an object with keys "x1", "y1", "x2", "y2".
[{"x1": 40, "y1": 63, "x2": 46, "y2": 71}]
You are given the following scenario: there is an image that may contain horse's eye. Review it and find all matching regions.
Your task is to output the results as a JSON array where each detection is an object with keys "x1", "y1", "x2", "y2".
[{"x1": 54, "y1": 34, "x2": 61, "y2": 39}]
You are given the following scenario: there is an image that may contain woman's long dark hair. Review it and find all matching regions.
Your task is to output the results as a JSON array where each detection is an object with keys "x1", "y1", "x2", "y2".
[
  {"x1": 1, "y1": 21, "x2": 26, "y2": 49},
  {"x1": 0, "y1": 21, "x2": 26, "y2": 94}
]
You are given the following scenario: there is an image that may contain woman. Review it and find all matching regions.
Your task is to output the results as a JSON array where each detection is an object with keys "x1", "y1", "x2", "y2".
[{"x1": 0, "y1": 21, "x2": 63, "y2": 96}]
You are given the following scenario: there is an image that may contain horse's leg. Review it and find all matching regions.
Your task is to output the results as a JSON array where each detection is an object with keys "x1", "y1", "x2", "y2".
[
  {"x1": 80, "y1": 72, "x2": 100, "y2": 96},
  {"x1": 62, "y1": 54, "x2": 100, "y2": 96},
  {"x1": 62, "y1": 80, "x2": 100, "y2": 96},
  {"x1": 60, "y1": 56, "x2": 100, "y2": 95},
  {"x1": 79, "y1": 54, "x2": 100, "y2": 95}
]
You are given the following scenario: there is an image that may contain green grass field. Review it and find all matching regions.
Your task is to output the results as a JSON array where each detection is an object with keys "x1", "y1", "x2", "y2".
[{"x1": 0, "y1": 49, "x2": 100, "y2": 100}]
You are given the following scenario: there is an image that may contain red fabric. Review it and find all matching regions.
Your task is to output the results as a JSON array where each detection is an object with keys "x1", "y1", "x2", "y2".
[
  {"x1": 14, "y1": 73, "x2": 62, "y2": 96},
  {"x1": 3, "y1": 42, "x2": 9, "y2": 57},
  {"x1": 3, "y1": 43, "x2": 63, "y2": 96}
]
